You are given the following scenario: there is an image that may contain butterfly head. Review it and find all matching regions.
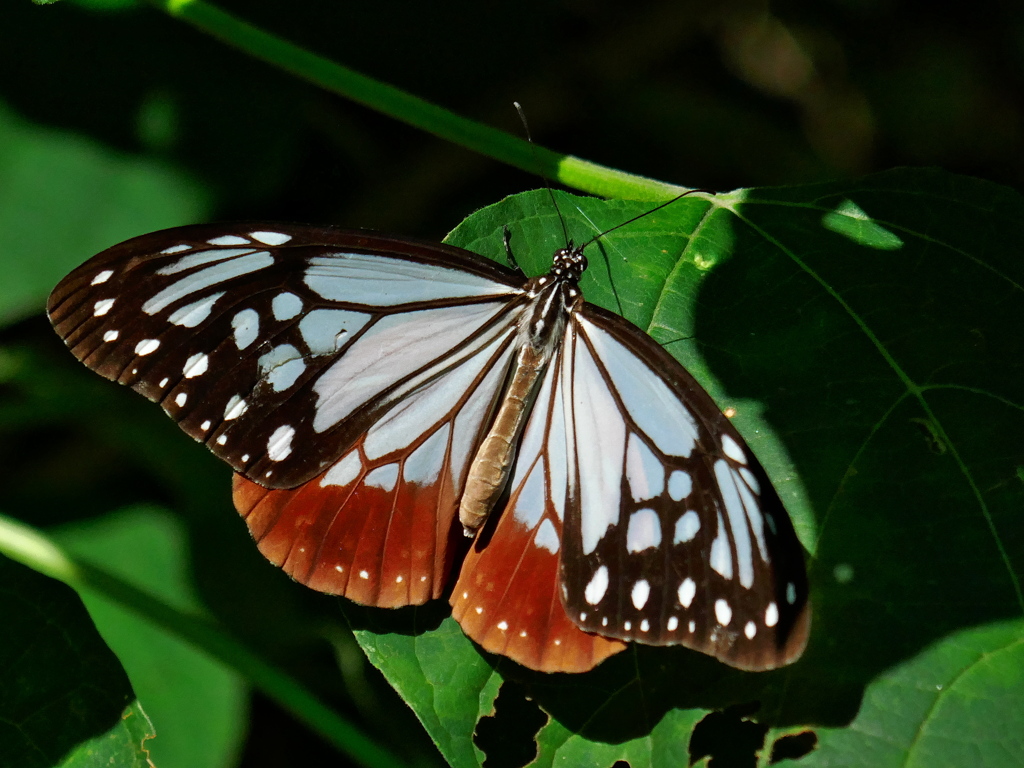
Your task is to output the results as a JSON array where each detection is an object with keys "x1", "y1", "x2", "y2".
[{"x1": 551, "y1": 242, "x2": 588, "y2": 283}]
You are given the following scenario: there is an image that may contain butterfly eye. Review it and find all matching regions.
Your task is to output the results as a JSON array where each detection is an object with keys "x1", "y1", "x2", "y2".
[{"x1": 48, "y1": 218, "x2": 808, "y2": 673}]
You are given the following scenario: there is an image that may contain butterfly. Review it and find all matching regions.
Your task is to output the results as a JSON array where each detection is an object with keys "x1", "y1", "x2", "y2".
[{"x1": 46, "y1": 197, "x2": 810, "y2": 673}]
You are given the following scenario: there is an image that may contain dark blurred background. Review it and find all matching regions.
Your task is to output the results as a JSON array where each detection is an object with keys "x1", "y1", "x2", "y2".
[
  {"x1": 2, "y1": 0, "x2": 1022, "y2": 766},
  {"x1": 5, "y1": 0, "x2": 1024, "y2": 240}
]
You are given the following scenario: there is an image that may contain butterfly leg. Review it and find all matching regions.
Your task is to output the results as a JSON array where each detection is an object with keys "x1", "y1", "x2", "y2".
[{"x1": 502, "y1": 225, "x2": 523, "y2": 274}]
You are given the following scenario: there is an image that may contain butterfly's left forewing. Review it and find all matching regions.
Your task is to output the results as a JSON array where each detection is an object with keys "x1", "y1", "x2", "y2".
[
  {"x1": 559, "y1": 304, "x2": 810, "y2": 671},
  {"x1": 47, "y1": 224, "x2": 524, "y2": 490}
]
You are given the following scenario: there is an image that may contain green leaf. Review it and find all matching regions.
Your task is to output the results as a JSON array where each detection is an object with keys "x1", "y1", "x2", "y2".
[
  {"x1": 349, "y1": 169, "x2": 1024, "y2": 767},
  {"x1": 0, "y1": 554, "x2": 154, "y2": 767},
  {"x1": 51, "y1": 507, "x2": 247, "y2": 768},
  {"x1": 0, "y1": 100, "x2": 210, "y2": 326}
]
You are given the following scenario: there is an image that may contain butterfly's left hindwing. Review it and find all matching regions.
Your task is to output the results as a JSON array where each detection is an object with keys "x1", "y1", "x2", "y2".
[
  {"x1": 233, "y1": 319, "x2": 521, "y2": 606},
  {"x1": 558, "y1": 304, "x2": 810, "y2": 671},
  {"x1": 47, "y1": 224, "x2": 524, "y2": 490}
]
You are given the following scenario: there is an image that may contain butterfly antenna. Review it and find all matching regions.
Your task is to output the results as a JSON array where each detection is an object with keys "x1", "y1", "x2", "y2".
[
  {"x1": 573, "y1": 202, "x2": 627, "y2": 314},
  {"x1": 580, "y1": 188, "x2": 709, "y2": 250},
  {"x1": 514, "y1": 101, "x2": 572, "y2": 249}
]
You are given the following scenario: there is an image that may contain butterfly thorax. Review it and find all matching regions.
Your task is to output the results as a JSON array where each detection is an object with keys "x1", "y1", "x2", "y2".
[{"x1": 457, "y1": 247, "x2": 585, "y2": 536}]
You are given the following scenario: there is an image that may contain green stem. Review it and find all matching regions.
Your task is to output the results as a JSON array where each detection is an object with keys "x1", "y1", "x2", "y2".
[
  {"x1": 0, "y1": 514, "x2": 407, "y2": 768},
  {"x1": 150, "y1": 0, "x2": 683, "y2": 200}
]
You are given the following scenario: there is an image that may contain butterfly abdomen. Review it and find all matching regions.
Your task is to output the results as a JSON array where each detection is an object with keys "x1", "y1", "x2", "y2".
[{"x1": 458, "y1": 269, "x2": 580, "y2": 536}]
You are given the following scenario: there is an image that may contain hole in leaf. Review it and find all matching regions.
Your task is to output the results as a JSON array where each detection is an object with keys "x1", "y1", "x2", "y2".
[
  {"x1": 770, "y1": 730, "x2": 818, "y2": 763},
  {"x1": 689, "y1": 703, "x2": 767, "y2": 768},
  {"x1": 474, "y1": 680, "x2": 548, "y2": 768}
]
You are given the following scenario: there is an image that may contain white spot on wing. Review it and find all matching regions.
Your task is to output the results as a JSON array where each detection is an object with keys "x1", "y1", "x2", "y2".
[
  {"x1": 135, "y1": 339, "x2": 160, "y2": 355},
  {"x1": 668, "y1": 470, "x2": 692, "y2": 501},
  {"x1": 272, "y1": 292, "x2": 303, "y2": 321},
  {"x1": 91, "y1": 270, "x2": 113, "y2": 285},
  {"x1": 216, "y1": 435, "x2": 227, "y2": 445},
  {"x1": 786, "y1": 582, "x2": 797, "y2": 604},
  {"x1": 232, "y1": 309, "x2": 260, "y2": 350},
  {"x1": 250, "y1": 230, "x2": 292, "y2": 245},
  {"x1": 159, "y1": 378, "x2": 169, "y2": 388},
  {"x1": 721, "y1": 433, "x2": 746, "y2": 464},
  {"x1": 739, "y1": 467, "x2": 760, "y2": 494},
  {"x1": 93, "y1": 298, "x2": 115, "y2": 316},
  {"x1": 364, "y1": 463, "x2": 399, "y2": 492},
  {"x1": 267, "y1": 425, "x2": 295, "y2": 461},
  {"x1": 631, "y1": 579, "x2": 651, "y2": 610},
  {"x1": 168, "y1": 292, "x2": 226, "y2": 328},
  {"x1": 626, "y1": 433, "x2": 665, "y2": 502},
  {"x1": 321, "y1": 451, "x2": 362, "y2": 487},
  {"x1": 715, "y1": 599, "x2": 733, "y2": 626},
  {"x1": 626, "y1": 508, "x2": 662, "y2": 553},
  {"x1": 208, "y1": 235, "x2": 250, "y2": 246},
  {"x1": 299, "y1": 309, "x2": 370, "y2": 355},
  {"x1": 182, "y1": 352, "x2": 209, "y2": 378},
  {"x1": 765, "y1": 602, "x2": 779, "y2": 627},
  {"x1": 174, "y1": 392, "x2": 187, "y2": 407},
  {"x1": 709, "y1": 512, "x2": 733, "y2": 580},
  {"x1": 102, "y1": 330, "x2": 118, "y2": 342},
  {"x1": 497, "y1": 621, "x2": 508, "y2": 631},
  {"x1": 667, "y1": 616, "x2": 679, "y2": 631},
  {"x1": 160, "y1": 244, "x2": 190, "y2": 254},
  {"x1": 674, "y1": 510, "x2": 700, "y2": 543},
  {"x1": 533, "y1": 519, "x2": 559, "y2": 554},
  {"x1": 223, "y1": 395, "x2": 248, "y2": 420},
  {"x1": 678, "y1": 577, "x2": 696, "y2": 608},
  {"x1": 258, "y1": 344, "x2": 306, "y2": 391},
  {"x1": 744, "y1": 621, "x2": 756, "y2": 639},
  {"x1": 584, "y1": 565, "x2": 609, "y2": 605},
  {"x1": 200, "y1": 420, "x2": 211, "y2": 431}
]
